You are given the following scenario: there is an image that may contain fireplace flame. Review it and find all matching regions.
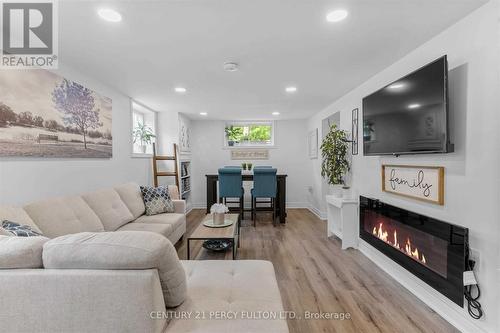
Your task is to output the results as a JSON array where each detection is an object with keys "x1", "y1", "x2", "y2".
[{"x1": 372, "y1": 223, "x2": 427, "y2": 265}]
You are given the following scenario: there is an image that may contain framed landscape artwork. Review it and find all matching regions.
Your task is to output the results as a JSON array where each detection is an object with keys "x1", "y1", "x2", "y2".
[{"x1": 0, "y1": 70, "x2": 112, "y2": 158}]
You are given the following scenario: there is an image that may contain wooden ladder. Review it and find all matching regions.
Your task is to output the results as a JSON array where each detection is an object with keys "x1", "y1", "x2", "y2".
[{"x1": 152, "y1": 143, "x2": 179, "y2": 188}]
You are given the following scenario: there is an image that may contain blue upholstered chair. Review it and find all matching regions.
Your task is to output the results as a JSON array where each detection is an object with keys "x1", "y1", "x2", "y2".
[
  {"x1": 218, "y1": 167, "x2": 244, "y2": 218},
  {"x1": 253, "y1": 166, "x2": 273, "y2": 169},
  {"x1": 251, "y1": 168, "x2": 278, "y2": 226}
]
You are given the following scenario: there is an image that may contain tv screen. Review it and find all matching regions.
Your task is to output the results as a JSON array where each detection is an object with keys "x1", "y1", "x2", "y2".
[{"x1": 362, "y1": 56, "x2": 452, "y2": 156}]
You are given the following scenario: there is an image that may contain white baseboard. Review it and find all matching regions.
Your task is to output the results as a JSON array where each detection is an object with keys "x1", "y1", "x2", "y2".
[
  {"x1": 307, "y1": 205, "x2": 327, "y2": 220},
  {"x1": 359, "y1": 240, "x2": 489, "y2": 333},
  {"x1": 285, "y1": 202, "x2": 309, "y2": 208},
  {"x1": 191, "y1": 202, "x2": 309, "y2": 210},
  {"x1": 190, "y1": 203, "x2": 206, "y2": 210}
]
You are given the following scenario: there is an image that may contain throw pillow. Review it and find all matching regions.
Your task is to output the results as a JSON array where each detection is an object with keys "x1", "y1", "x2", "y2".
[
  {"x1": 2, "y1": 220, "x2": 43, "y2": 237},
  {"x1": 140, "y1": 185, "x2": 175, "y2": 216}
]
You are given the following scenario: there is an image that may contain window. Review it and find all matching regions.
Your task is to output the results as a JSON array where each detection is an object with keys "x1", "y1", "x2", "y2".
[
  {"x1": 131, "y1": 101, "x2": 157, "y2": 156},
  {"x1": 224, "y1": 121, "x2": 274, "y2": 147}
]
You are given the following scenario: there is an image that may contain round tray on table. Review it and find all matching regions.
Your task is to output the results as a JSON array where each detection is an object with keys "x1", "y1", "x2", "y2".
[{"x1": 202, "y1": 219, "x2": 234, "y2": 228}]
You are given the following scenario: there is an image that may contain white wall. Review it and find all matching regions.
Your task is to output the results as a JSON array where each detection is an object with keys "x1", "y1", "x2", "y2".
[
  {"x1": 0, "y1": 63, "x2": 154, "y2": 205},
  {"x1": 189, "y1": 119, "x2": 311, "y2": 208},
  {"x1": 307, "y1": 2, "x2": 500, "y2": 332}
]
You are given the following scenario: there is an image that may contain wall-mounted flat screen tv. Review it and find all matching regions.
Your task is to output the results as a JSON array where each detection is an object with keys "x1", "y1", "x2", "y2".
[{"x1": 362, "y1": 56, "x2": 453, "y2": 156}]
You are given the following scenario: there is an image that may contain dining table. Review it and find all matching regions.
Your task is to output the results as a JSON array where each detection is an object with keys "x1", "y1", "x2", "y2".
[{"x1": 205, "y1": 173, "x2": 288, "y2": 223}]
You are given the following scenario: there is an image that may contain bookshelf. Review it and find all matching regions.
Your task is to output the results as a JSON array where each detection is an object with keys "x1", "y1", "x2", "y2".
[{"x1": 180, "y1": 161, "x2": 191, "y2": 200}]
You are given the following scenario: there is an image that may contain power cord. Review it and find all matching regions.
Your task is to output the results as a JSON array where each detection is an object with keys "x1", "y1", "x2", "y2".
[
  {"x1": 464, "y1": 242, "x2": 483, "y2": 319},
  {"x1": 464, "y1": 282, "x2": 482, "y2": 319}
]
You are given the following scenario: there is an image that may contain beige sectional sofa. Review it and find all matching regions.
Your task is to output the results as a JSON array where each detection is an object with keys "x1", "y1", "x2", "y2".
[
  {"x1": 0, "y1": 183, "x2": 289, "y2": 333},
  {"x1": 19, "y1": 182, "x2": 186, "y2": 244}
]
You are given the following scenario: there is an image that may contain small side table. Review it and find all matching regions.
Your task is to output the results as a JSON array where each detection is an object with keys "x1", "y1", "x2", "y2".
[
  {"x1": 326, "y1": 195, "x2": 358, "y2": 250},
  {"x1": 187, "y1": 213, "x2": 239, "y2": 260}
]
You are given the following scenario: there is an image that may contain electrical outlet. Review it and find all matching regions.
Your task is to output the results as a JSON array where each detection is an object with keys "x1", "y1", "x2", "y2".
[
  {"x1": 463, "y1": 271, "x2": 477, "y2": 286},
  {"x1": 470, "y1": 248, "x2": 480, "y2": 272}
]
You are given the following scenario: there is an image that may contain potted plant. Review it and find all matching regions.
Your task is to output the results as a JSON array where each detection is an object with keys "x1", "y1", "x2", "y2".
[
  {"x1": 247, "y1": 162, "x2": 253, "y2": 171},
  {"x1": 241, "y1": 162, "x2": 247, "y2": 170},
  {"x1": 133, "y1": 123, "x2": 156, "y2": 153},
  {"x1": 320, "y1": 124, "x2": 350, "y2": 197},
  {"x1": 225, "y1": 126, "x2": 243, "y2": 147}
]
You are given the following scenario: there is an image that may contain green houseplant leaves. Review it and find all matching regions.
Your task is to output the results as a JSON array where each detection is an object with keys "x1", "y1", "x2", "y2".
[
  {"x1": 133, "y1": 123, "x2": 156, "y2": 146},
  {"x1": 320, "y1": 124, "x2": 350, "y2": 186}
]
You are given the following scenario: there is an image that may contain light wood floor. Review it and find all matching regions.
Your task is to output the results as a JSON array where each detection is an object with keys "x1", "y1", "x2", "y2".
[{"x1": 175, "y1": 208, "x2": 459, "y2": 333}]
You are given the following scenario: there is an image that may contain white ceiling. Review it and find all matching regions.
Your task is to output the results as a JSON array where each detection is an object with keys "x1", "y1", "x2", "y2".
[{"x1": 59, "y1": 0, "x2": 486, "y2": 120}]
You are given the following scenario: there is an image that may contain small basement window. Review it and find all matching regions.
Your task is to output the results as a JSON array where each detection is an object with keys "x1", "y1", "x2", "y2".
[
  {"x1": 224, "y1": 121, "x2": 274, "y2": 147},
  {"x1": 131, "y1": 101, "x2": 157, "y2": 156}
]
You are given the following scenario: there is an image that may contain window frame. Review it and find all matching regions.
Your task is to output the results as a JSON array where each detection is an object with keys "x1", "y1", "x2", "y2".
[
  {"x1": 223, "y1": 121, "x2": 276, "y2": 149},
  {"x1": 130, "y1": 100, "x2": 158, "y2": 158}
]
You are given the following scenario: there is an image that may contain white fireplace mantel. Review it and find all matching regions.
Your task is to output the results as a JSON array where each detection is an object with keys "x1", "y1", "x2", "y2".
[{"x1": 326, "y1": 195, "x2": 359, "y2": 249}]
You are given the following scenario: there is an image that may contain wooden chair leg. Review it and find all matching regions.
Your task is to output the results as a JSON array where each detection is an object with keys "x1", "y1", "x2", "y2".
[
  {"x1": 272, "y1": 198, "x2": 276, "y2": 227},
  {"x1": 253, "y1": 197, "x2": 256, "y2": 227},
  {"x1": 241, "y1": 196, "x2": 244, "y2": 220},
  {"x1": 251, "y1": 196, "x2": 254, "y2": 225}
]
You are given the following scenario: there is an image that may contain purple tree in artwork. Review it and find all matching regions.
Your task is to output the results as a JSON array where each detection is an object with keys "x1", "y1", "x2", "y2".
[{"x1": 52, "y1": 79, "x2": 102, "y2": 149}]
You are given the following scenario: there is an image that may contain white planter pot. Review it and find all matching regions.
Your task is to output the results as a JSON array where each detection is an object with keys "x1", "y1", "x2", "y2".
[
  {"x1": 329, "y1": 185, "x2": 344, "y2": 198},
  {"x1": 342, "y1": 187, "x2": 353, "y2": 199}
]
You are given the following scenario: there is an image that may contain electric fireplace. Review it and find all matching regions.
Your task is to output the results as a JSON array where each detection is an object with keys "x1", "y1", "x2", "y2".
[{"x1": 359, "y1": 196, "x2": 468, "y2": 306}]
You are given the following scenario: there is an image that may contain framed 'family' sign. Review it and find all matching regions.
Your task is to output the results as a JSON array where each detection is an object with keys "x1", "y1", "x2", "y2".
[{"x1": 382, "y1": 165, "x2": 444, "y2": 205}]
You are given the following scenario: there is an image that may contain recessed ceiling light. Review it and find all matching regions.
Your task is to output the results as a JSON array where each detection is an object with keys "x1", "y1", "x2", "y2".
[
  {"x1": 408, "y1": 103, "x2": 421, "y2": 109},
  {"x1": 174, "y1": 87, "x2": 187, "y2": 93},
  {"x1": 98, "y1": 8, "x2": 122, "y2": 22},
  {"x1": 272, "y1": 112, "x2": 280, "y2": 116},
  {"x1": 223, "y1": 62, "x2": 239, "y2": 72},
  {"x1": 326, "y1": 9, "x2": 348, "y2": 23},
  {"x1": 199, "y1": 112, "x2": 208, "y2": 116},
  {"x1": 285, "y1": 86, "x2": 297, "y2": 93},
  {"x1": 388, "y1": 83, "x2": 405, "y2": 90}
]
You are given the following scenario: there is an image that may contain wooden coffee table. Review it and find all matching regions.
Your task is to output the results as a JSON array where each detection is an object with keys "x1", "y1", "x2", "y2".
[{"x1": 187, "y1": 214, "x2": 240, "y2": 260}]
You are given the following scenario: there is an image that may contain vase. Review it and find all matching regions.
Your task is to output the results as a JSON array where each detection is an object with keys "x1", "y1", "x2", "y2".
[{"x1": 213, "y1": 212, "x2": 225, "y2": 225}]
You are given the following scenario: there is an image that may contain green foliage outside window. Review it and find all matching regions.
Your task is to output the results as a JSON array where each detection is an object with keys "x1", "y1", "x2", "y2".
[
  {"x1": 225, "y1": 125, "x2": 244, "y2": 141},
  {"x1": 225, "y1": 124, "x2": 272, "y2": 144}
]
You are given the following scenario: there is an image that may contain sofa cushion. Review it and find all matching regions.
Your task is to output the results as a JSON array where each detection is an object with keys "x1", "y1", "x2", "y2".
[
  {"x1": 0, "y1": 228, "x2": 12, "y2": 236},
  {"x1": 43, "y1": 231, "x2": 187, "y2": 307},
  {"x1": 24, "y1": 196, "x2": 105, "y2": 238},
  {"x1": 0, "y1": 235, "x2": 49, "y2": 269},
  {"x1": 167, "y1": 185, "x2": 180, "y2": 200},
  {"x1": 82, "y1": 188, "x2": 134, "y2": 231},
  {"x1": 140, "y1": 185, "x2": 175, "y2": 216},
  {"x1": 134, "y1": 213, "x2": 185, "y2": 230},
  {"x1": 2, "y1": 220, "x2": 43, "y2": 237},
  {"x1": 166, "y1": 260, "x2": 289, "y2": 333},
  {"x1": 117, "y1": 222, "x2": 174, "y2": 239},
  {"x1": 114, "y1": 182, "x2": 146, "y2": 219},
  {"x1": 0, "y1": 206, "x2": 42, "y2": 234},
  {"x1": 172, "y1": 200, "x2": 186, "y2": 215}
]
